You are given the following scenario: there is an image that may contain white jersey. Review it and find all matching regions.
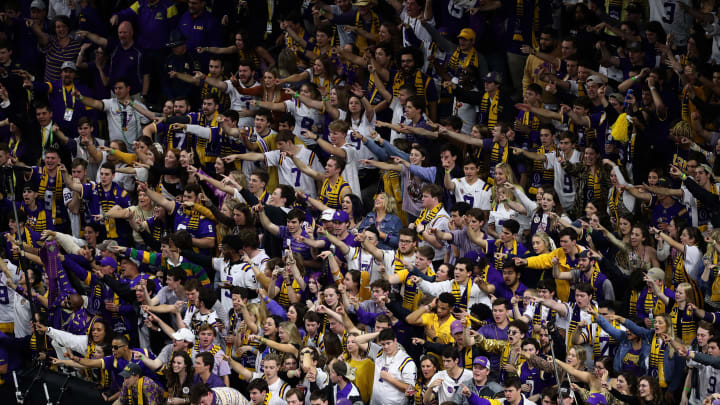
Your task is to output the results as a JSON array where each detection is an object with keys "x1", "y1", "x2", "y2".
[
  {"x1": 210, "y1": 387, "x2": 251, "y2": 405},
  {"x1": 429, "y1": 369, "x2": 475, "y2": 404},
  {"x1": 346, "y1": 247, "x2": 392, "y2": 283},
  {"x1": 0, "y1": 260, "x2": 20, "y2": 324},
  {"x1": 242, "y1": 128, "x2": 276, "y2": 179},
  {"x1": 371, "y1": 349, "x2": 417, "y2": 405},
  {"x1": 265, "y1": 146, "x2": 323, "y2": 196},
  {"x1": 212, "y1": 258, "x2": 255, "y2": 314},
  {"x1": 284, "y1": 99, "x2": 322, "y2": 145},
  {"x1": 225, "y1": 79, "x2": 260, "y2": 128},
  {"x1": 453, "y1": 91, "x2": 479, "y2": 134},
  {"x1": 249, "y1": 250, "x2": 270, "y2": 274},
  {"x1": 545, "y1": 150, "x2": 582, "y2": 210},
  {"x1": 248, "y1": 375, "x2": 290, "y2": 402},
  {"x1": 390, "y1": 98, "x2": 408, "y2": 143},
  {"x1": 649, "y1": 0, "x2": 693, "y2": 46},
  {"x1": 688, "y1": 357, "x2": 720, "y2": 405},
  {"x1": 339, "y1": 143, "x2": 362, "y2": 196},
  {"x1": 451, "y1": 177, "x2": 493, "y2": 210}
]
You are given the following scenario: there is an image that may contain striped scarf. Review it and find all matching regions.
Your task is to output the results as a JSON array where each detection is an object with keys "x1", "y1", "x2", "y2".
[
  {"x1": 512, "y1": 0, "x2": 525, "y2": 42},
  {"x1": 491, "y1": 240, "x2": 518, "y2": 270},
  {"x1": 628, "y1": 290, "x2": 639, "y2": 317},
  {"x1": 448, "y1": 47, "x2": 479, "y2": 73},
  {"x1": 480, "y1": 91, "x2": 500, "y2": 130},
  {"x1": 38, "y1": 166, "x2": 63, "y2": 223},
  {"x1": 669, "y1": 304, "x2": 697, "y2": 345},
  {"x1": 608, "y1": 187, "x2": 621, "y2": 231},
  {"x1": 450, "y1": 279, "x2": 472, "y2": 312},
  {"x1": 649, "y1": 335, "x2": 666, "y2": 387},
  {"x1": 712, "y1": 264, "x2": 720, "y2": 301},
  {"x1": 414, "y1": 203, "x2": 445, "y2": 240},
  {"x1": 586, "y1": 169, "x2": 600, "y2": 204},
  {"x1": 355, "y1": 10, "x2": 380, "y2": 52},
  {"x1": 393, "y1": 70, "x2": 427, "y2": 98},
  {"x1": 127, "y1": 377, "x2": 145, "y2": 405},
  {"x1": 643, "y1": 288, "x2": 666, "y2": 317}
]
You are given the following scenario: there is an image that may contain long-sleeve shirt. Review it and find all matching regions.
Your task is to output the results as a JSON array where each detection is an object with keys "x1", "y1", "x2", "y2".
[
  {"x1": 126, "y1": 247, "x2": 210, "y2": 286},
  {"x1": 115, "y1": 0, "x2": 178, "y2": 51}
]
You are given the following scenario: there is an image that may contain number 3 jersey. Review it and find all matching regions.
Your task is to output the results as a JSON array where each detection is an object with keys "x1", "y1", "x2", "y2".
[
  {"x1": 0, "y1": 260, "x2": 20, "y2": 325},
  {"x1": 544, "y1": 149, "x2": 582, "y2": 210}
]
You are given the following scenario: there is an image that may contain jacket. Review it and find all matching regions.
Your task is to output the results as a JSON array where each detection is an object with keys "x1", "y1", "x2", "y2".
[
  {"x1": 622, "y1": 318, "x2": 686, "y2": 390},
  {"x1": 596, "y1": 314, "x2": 649, "y2": 374}
]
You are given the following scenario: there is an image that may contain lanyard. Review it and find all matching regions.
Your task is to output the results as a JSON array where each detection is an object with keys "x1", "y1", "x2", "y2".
[{"x1": 62, "y1": 85, "x2": 75, "y2": 108}]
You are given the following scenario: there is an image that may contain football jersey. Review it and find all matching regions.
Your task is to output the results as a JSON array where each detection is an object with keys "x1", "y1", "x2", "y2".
[
  {"x1": 265, "y1": 146, "x2": 323, "y2": 197},
  {"x1": 225, "y1": 79, "x2": 260, "y2": 128},
  {"x1": 545, "y1": 150, "x2": 581, "y2": 210},
  {"x1": 649, "y1": 0, "x2": 692, "y2": 46},
  {"x1": 0, "y1": 260, "x2": 20, "y2": 324},
  {"x1": 451, "y1": 177, "x2": 493, "y2": 210},
  {"x1": 284, "y1": 100, "x2": 322, "y2": 145}
]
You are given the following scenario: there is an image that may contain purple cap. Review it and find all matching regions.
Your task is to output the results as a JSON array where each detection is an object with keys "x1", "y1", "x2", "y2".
[
  {"x1": 585, "y1": 393, "x2": 607, "y2": 405},
  {"x1": 99, "y1": 256, "x2": 117, "y2": 269},
  {"x1": 473, "y1": 356, "x2": 490, "y2": 368},
  {"x1": 332, "y1": 210, "x2": 350, "y2": 223},
  {"x1": 450, "y1": 320, "x2": 464, "y2": 335},
  {"x1": 336, "y1": 400, "x2": 352, "y2": 405},
  {"x1": 485, "y1": 72, "x2": 502, "y2": 84}
]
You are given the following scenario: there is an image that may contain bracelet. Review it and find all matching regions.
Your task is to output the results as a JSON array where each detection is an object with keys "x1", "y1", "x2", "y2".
[
  {"x1": 329, "y1": 251, "x2": 334, "y2": 256},
  {"x1": 109, "y1": 149, "x2": 115, "y2": 155},
  {"x1": 325, "y1": 230, "x2": 329, "y2": 238},
  {"x1": 649, "y1": 86, "x2": 656, "y2": 90},
  {"x1": 632, "y1": 76, "x2": 638, "y2": 82},
  {"x1": 78, "y1": 94, "x2": 84, "y2": 100},
  {"x1": 684, "y1": 388, "x2": 691, "y2": 392},
  {"x1": 293, "y1": 92, "x2": 299, "y2": 99},
  {"x1": 322, "y1": 95, "x2": 329, "y2": 101},
  {"x1": 681, "y1": 173, "x2": 687, "y2": 180}
]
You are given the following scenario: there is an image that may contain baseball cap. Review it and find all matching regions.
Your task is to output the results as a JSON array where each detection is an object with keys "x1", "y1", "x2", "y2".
[
  {"x1": 586, "y1": 75, "x2": 605, "y2": 86},
  {"x1": 647, "y1": 267, "x2": 665, "y2": 282},
  {"x1": 321, "y1": 209, "x2": 336, "y2": 222},
  {"x1": 166, "y1": 30, "x2": 186, "y2": 48},
  {"x1": 485, "y1": 72, "x2": 502, "y2": 84},
  {"x1": 586, "y1": 393, "x2": 607, "y2": 405},
  {"x1": 172, "y1": 328, "x2": 196, "y2": 343},
  {"x1": 473, "y1": 356, "x2": 490, "y2": 368},
  {"x1": 119, "y1": 362, "x2": 142, "y2": 378},
  {"x1": 99, "y1": 256, "x2": 117, "y2": 269},
  {"x1": 353, "y1": 0, "x2": 372, "y2": 6},
  {"x1": 450, "y1": 320, "x2": 464, "y2": 335},
  {"x1": 98, "y1": 239, "x2": 119, "y2": 252},
  {"x1": 626, "y1": 41, "x2": 643, "y2": 52},
  {"x1": 458, "y1": 28, "x2": 476, "y2": 41},
  {"x1": 332, "y1": 210, "x2": 349, "y2": 223},
  {"x1": 700, "y1": 163, "x2": 714, "y2": 177},
  {"x1": 30, "y1": 0, "x2": 46, "y2": 10},
  {"x1": 61, "y1": 61, "x2": 77, "y2": 71},
  {"x1": 120, "y1": 256, "x2": 140, "y2": 268}
]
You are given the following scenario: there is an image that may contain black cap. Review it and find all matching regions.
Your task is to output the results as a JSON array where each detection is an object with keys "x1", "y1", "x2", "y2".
[
  {"x1": 626, "y1": 41, "x2": 643, "y2": 52},
  {"x1": 166, "y1": 30, "x2": 186, "y2": 48},
  {"x1": 119, "y1": 362, "x2": 142, "y2": 378}
]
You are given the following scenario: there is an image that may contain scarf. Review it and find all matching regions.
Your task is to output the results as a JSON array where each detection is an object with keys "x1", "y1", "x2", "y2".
[
  {"x1": 670, "y1": 304, "x2": 697, "y2": 345},
  {"x1": 480, "y1": 91, "x2": 500, "y2": 130},
  {"x1": 649, "y1": 335, "x2": 666, "y2": 387},
  {"x1": 584, "y1": 169, "x2": 600, "y2": 205},
  {"x1": 567, "y1": 303, "x2": 600, "y2": 356},
  {"x1": 127, "y1": 377, "x2": 145, "y2": 405},
  {"x1": 450, "y1": 279, "x2": 472, "y2": 312},
  {"x1": 643, "y1": 288, "x2": 665, "y2": 317},
  {"x1": 182, "y1": 207, "x2": 201, "y2": 232},
  {"x1": 608, "y1": 187, "x2": 621, "y2": 231},
  {"x1": 195, "y1": 111, "x2": 219, "y2": 164},
  {"x1": 393, "y1": 70, "x2": 427, "y2": 98},
  {"x1": 448, "y1": 47, "x2": 479, "y2": 73},
  {"x1": 355, "y1": 10, "x2": 380, "y2": 51},
  {"x1": 320, "y1": 176, "x2": 350, "y2": 209},
  {"x1": 628, "y1": 290, "x2": 639, "y2": 317},
  {"x1": 38, "y1": 166, "x2": 63, "y2": 222},
  {"x1": 194, "y1": 341, "x2": 222, "y2": 358},
  {"x1": 402, "y1": 266, "x2": 436, "y2": 310},
  {"x1": 512, "y1": 0, "x2": 525, "y2": 42},
  {"x1": 367, "y1": 72, "x2": 382, "y2": 105},
  {"x1": 532, "y1": 302, "x2": 556, "y2": 329},
  {"x1": 712, "y1": 258, "x2": 720, "y2": 301},
  {"x1": 414, "y1": 204, "x2": 445, "y2": 241},
  {"x1": 492, "y1": 240, "x2": 518, "y2": 270},
  {"x1": 500, "y1": 344, "x2": 525, "y2": 381}
]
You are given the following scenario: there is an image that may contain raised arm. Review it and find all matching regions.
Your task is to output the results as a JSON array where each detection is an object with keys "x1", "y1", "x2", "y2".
[
  {"x1": 257, "y1": 205, "x2": 280, "y2": 236},
  {"x1": 137, "y1": 182, "x2": 175, "y2": 213},
  {"x1": 74, "y1": 89, "x2": 104, "y2": 111}
]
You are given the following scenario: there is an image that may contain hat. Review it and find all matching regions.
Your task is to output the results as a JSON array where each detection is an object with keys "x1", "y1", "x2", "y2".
[
  {"x1": 120, "y1": 256, "x2": 140, "y2": 268},
  {"x1": 626, "y1": 41, "x2": 643, "y2": 52},
  {"x1": 585, "y1": 393, "x2": 608, "y2": 405},
  {"x1": 578, "y1": 250, "x2": 591, "y2": 259},
  {"x1": 172, "y1": 328, "x2": 196, "y2": 343},
  {"x1": 22, "y1": 184, "x2": 38, "y2": 193},
  {"x1": 485, "y1": 72, "x2": 502, "y2": 84},
  {"x1": 61, "y1": 61, "x2": 77, "y2": 71},
  {"x1": 98, "y1": 239, "x2": 119, "y2": 252},
  {"x1": 458, "y1": 28, "x2": 476, "y2": 41},
  {"x1": 30, "y1": 0, "x2": 46, "y2": 9},
  {"x1": 166, "y1": 30, "x2": 186, "y2": 48},
  {"x1": 473, "y1": 356, "x2": 490, "y2": 368},
  {"x1": 656, "y1": 177, "x2": 671, "y2": 188},
  {"x1": 609, "y1": 93, "x2": 624, "y2": 103},
  {"x1": 331, "y1": 210, "x2": 349, "y2": 223},
  {"x1": 321, "y1": 209, "x2": 336, "y2": 222},
  {"x1": 586, "y1": 75, "x2": 605, "y2": 85},
  {"x1": 99, "y1": 256, "x2": 117, "y2": 269},
  {"x1": 646, "y1": 267, "x2": 665, "y2": 282},
  {"x1": 353, "y1": 0, "x2": 372, "y2": 6},
  {"x1": 700, "y1": 163, "x2": 714, "y2": 177},
  {"x1": 119, "y1": 363, "x2": 142, "y2": 378},
  {"x1": 450, "y1": 320, "x2": 464, "y2": 335}
]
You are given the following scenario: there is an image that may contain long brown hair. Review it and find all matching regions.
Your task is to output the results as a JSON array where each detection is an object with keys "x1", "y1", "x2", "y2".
[{"x1": 166, "y1": 351, "x2": 194, "y2": 398}]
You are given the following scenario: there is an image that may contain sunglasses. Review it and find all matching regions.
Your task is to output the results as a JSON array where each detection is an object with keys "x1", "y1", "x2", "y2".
[{"x1": 112, "y1": 344, "x2": 127, "y2": 350}]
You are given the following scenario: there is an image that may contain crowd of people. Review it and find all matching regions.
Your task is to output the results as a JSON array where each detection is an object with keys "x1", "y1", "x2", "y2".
[{"x1": 1, "y1": 0, "x2": 720, "y2": 405}]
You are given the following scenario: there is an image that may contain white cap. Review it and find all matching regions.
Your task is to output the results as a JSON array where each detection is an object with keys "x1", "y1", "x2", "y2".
[
  {"x1": 30, "y1": 0, "x2": 46, "y2": 9},
  {"x1": 321, "y1": 209, "x2": 336, "y2": 222},
  {"x1": 172, "y1": 328, "x2": 195, "y2": 343}
]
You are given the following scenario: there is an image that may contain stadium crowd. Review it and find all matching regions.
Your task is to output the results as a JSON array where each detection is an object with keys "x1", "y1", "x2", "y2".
[{"x1": 1, "y1": 0, "x2": 720, "y2": 405}]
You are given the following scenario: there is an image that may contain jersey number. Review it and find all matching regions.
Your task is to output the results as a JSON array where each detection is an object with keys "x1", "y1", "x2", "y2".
[
  {"x1": 448, "y1": 2, "x2": 464, "y2": 18},
  {"x1": 562, "y1": 174, "x2": 573, "y2": 193},
  {"x1": 291, "y1": 167, "x2": 302, "y2": 186},
  {"x1": 0, "y1": 286, "x2": 8, "y2": 305},
  {"x1": 662, "y1": 2, "x2": 675, "y2": 23},
  {"x1": 709, "y1": 376, "x2": 717, "y2": 394},
  {"x1": 300, "y1": 117, "x2": 314, "y2": 130},
  {"x1": 463, "y1": 195, "x2": 475, "y2": 207}
]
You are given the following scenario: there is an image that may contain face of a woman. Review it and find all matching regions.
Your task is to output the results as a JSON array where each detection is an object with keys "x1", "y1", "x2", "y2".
[
  {"x1": 408, "y1": 149, "x2": 424, "y2": 165},
  {"x1": 638, "y1": 380, "x2": 650, "y2": 397},
  {"x1": 287, "y1": 306, "x2": 297, "y2": 322},
  {"x1": 647, "y1": 171, "x2": 659, "y2": 185},
  {"x1": 263, "y1": 318, "x2": 277, "y2": 336},
  {"x1": 374, "y1": 194, "x2": 386, "y2": 211},
  {"x1": 263, "y1": 72, "x2": 276, "y2": 87},
  {"x1": 680, "y1": 229, "x2": 694, "y2": 245},
  {"x1": 165, "y1": 150, "x2": 178, "y2": 167},
  {"x1": 278, "y1": 327, "x2": 288, "y2": 342},
  {"x1": 300, "y1": 85, "x2": 312, "y2": 98},
  {"x1": 348, "y1": 96, "x2": 362, "y2": 113},
  {"x1": 566, "y1": 348, "x2": 578, "y2": 367},
  {"x1": 532, "y1": 236, "x2": 547, "y2": 254},
  {"x1": 629, "y1": 227, "x2": 644, "y2": 247},
  {"x1": 493, "y1": 167, "x2": 507, "y2": 184},
  {"x1": 215, "y1": 158, "x2": 225, "y2": 173},
  {"x1": 619, "y1": 218, "x2": 632, "y2": 235},
  {"x1": 234, "y1": 33, "x2": 244, "y2": 49},
  {"x1": 341, "y1": 196, "x2": 352, "y2": 214},
  {"x1": 435, "y1": 265, "x2": 449, "y2": 281},
  {"x1": 375, "y1": 48, "x2": 388, "y2": 66},
  {"x1": 179, "y1": 151, "x2": 190, "y2": 166},
  {"x1": 585, "y1": 202, "x2": 597, "y2": 217},
  {"x1": 163, "y1": 101, "x2": 173, "y2": 116},
  {"x1": 654, "y1": 317, "x2": 667, "y2": 334},
  {"x1": 55, "y1": 21, "x2": 69, "y2": 38},
  {"x1": 675, "y1": 287, "x2": 686, "y2": 302},
  {"x1": 172, "y1": 356, "x2": 186, "y2": 373},
  {"x1": 221, "y1": 204, "x2": 232, "y2": 217},
  {"x1": 616, "y1": 375, "x2": 628, "y2": 391},
  {"x1": 421, "y1": 359, "x2": 437, "y2": 379},
  {"x1": 378, "y1": 25, "x2": 390, "y2": 42},
  {"x1": 540, "y1": 193, "x2": 555, "y2": 211},
  {"x1": 312, "y1": 60, "x2": 324, "y2": 76},
  {"x1": 535, "y1": 189, "x2": 544, "y2": 203}
]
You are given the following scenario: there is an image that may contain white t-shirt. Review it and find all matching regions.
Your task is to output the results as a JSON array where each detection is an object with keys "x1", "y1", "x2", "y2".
[
  {"x1": 101, "y1": 98, "x2": 150, "y2": 147},
  {"x1": 429, "y1": 369, "x2": 474, "y2": 404},
  {"x1": 452, "y1": 177, "x2": 492, "y2": 210},
  {"x1": 225, "y1": 79, "x2": 260, "y2": 128},
  {"x1": 284, "y1": 100, "x2": 322, "y2": 145},
  {"x1": 212, "y1": 258, "x2": 255, "y2": 314},
  {"x1": 648, "y1": 0, "x2": 693, "y2": 46},
  {"x1": 371, "y1": 350, "x2": 417, "y2": 405},
  {"x1": 545, "y1": 150, "x2": 581, "y2": 210},
  {"x1": 340, "y1": 143, "x2": 362, "y2": 195},
  {"x1": 265, "y1": 146, "x2": 323, "y2": 196},
  {"x1": 390, "y1": 98, "x2": 407, "y2": 143}
]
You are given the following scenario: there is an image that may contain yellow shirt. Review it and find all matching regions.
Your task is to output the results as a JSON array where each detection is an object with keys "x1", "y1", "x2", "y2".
[
  {"x1": 348, "y1": 357, "x2": 375, "y2": 404},
  {"x1": 397, "y1": 266, "x2": 436, "y2": 310},
  {"x1": 421, "y1": 313, "x2": 457, "y2": 344}
]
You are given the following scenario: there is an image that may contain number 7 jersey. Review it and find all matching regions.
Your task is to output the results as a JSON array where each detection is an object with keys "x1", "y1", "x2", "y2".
[{"x1": 265, "y1": 146, "x2": 323, "y2": 197}]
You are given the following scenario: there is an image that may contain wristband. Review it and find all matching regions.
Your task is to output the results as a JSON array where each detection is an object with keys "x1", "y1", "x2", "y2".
[
  {"x1": 293, "y1": 92, "x2": 299, "y2": 99},
  {"x1": 632, "y1": 76, "x2": 638, "y2": 82},
  {"x1": 325, "y1": 230, "x2": 329, "y2": 238},
  {"x1": 684, "y1": 388, "x2": 691, "y2": 392},
  {"x1": 78, "y1": 94, "x2": 84, "y2": 100},
  {"x1": 681, "y1": 173, "x2": 687, "y2": 180},
  {"x1": 323, "y1": 96, "x2": 329, "y2": 101},
  {"x1": 649, "y1": 86, "x2": 656, "y2": 90},
  {"x1": 109, "y1": 149, "x2": 115, "y2": 155}
]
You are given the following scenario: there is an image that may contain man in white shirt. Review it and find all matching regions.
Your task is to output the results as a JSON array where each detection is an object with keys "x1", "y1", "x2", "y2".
[
  {"x1": 445, "y1": 159, "x2": 493, "y2": 210},
  {"x1": 416, "y1": 257, "x2": 492, "y2": 309},
  {"x1": 425, "y1": 347, "x2": 474, "y2": 404},
  {"x1": 371, "y1": 328, "x2": 417, "y2": 405},
  {"x1": 302, "y1": 120, "x2": 362, "y2": 196}
]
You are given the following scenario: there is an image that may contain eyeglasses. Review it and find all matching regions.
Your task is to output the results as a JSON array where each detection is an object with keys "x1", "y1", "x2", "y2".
[
  {"x1": 112, "y1": 344, "x2": 127, "y2": 350},
  {"x1": 399, "y1": 239, "x2": 414, "y2": 244},
  {"x1": 508, "y1": 330, "x2": 521, "y2": 336}
]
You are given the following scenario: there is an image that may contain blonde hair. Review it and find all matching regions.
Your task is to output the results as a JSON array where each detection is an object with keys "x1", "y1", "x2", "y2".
[
  {"x1": 279, "y1": 321, "x2": 303, "y2": 346},
  {"x1": 230, "y1": 170, "x2": 248, "y2": 189},
  {"x1": 532, "y1": 232, "x2": 557, "y2": 252},
  {"x1": 571, "y1": 346, "x2": 588, "y2": 369},
  {"x1": 654, "y1": 314, "x2": 676, "y2": 357},
  {"x1": 675, "y1": 282, "x2": 696, "y2": 307},
  {"x1": 671, "y1": 121, "x2": 693, "y2": 140},
  {"x1": 247, "y1": 303, "x2": 267, "y2": 328},
  {"x1": 375, "y1": 192, "x2": 398, "y2": 215}
]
